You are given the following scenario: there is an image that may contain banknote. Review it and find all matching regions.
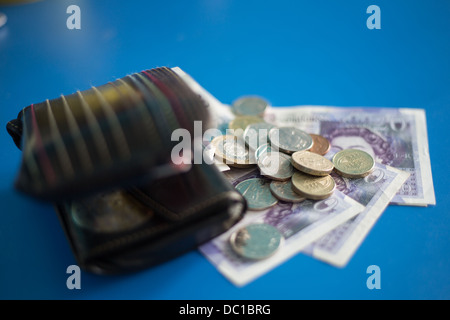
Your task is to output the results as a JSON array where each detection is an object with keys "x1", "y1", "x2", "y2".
[
  {"x1": 198, "y1": 168, "x2": 365, "y2": 286},
  {"x1": 302, "y1": 163, "x2": 410, "y2": 267},
  {"x1": 264, "y1": 106, "x2": 435, "y2": 206}
]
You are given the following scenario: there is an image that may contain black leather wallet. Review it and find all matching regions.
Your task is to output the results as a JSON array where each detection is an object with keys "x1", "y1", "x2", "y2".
[
  {"x1": 55, "y1": 161, "x2": 245, "y2": 274},
  {"x1": 6, "y1": 67, "x2": 246, "y2": 274}
]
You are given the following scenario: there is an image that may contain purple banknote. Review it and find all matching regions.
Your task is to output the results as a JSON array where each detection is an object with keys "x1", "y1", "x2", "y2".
[{"x1": 265, "y1": 106, "x2": 435, "y2": 206}]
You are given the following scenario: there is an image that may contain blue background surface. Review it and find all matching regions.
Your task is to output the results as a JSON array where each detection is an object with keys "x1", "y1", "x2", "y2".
[{"x1": 0, "y1": 0, "x2": 449, "y2": 300}]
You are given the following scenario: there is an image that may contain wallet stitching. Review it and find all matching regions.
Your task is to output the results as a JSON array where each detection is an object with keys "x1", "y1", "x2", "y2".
[{"x1": 89, "y1": 191, "x2": 239, "y2": 256}]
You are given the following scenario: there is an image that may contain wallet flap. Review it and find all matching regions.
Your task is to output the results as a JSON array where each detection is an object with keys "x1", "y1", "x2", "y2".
[{"x1": 8, "y1": 67, "x2": 211, "y2": 202}]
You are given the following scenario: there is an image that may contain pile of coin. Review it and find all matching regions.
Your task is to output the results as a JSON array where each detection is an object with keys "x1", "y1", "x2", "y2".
[
  {"x1": 213, "y1": 96, "x2": 376, "y2": 209},
  {"x1": 219, "y1": 96, "x2": 376, "y2": 261}
]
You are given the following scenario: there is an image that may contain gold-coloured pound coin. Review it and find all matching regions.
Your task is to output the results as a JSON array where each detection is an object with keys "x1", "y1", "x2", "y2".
[
  {"x1": 291, "y1": 171, "x2": 336, "y2": 200},
  {"x1": 308, "y1": 134, "x2": 331, "y2": 156},
  {"x1": 291, "y1": 151, "x2": 334, "y2": 176},
  {"x1": 332, "y1": 149, "x2": 375, "y2": 179}
]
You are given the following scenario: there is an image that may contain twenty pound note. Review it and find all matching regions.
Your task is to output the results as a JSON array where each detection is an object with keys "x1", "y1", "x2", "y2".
[
  {"x1": 198, "y1": 169, "x2": 364, "y2": 286},
  {"x1": 264, "y1": 106, "x2": 435, "y2": 207}
]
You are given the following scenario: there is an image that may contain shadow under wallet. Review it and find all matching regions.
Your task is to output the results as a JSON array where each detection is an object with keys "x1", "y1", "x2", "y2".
[{"x1": 6, "y1": 67, "x2": 246, "y2": 274}]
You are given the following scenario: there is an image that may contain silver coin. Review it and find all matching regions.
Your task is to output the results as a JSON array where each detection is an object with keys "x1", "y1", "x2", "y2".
[
  {"x1": 229, "y1": 223, "x2": 284, "y2": 260},
  {"x1": 243, "y1": 122, "x2": 276, "y2": 151},
  {"x1": 235, "y1": 178, "x2": 278, "y2": 210},
  {"x1": 258, "y1": 152, "x2": 294, "y2": 181},
  {"x1": 270, "y1": 180, "x2": 306, "y2": 203},
  {"x1": 232, "y1": 96, "x2": 269, "y2": 116},
  {"x1": 268, "y1": 127, "x2": 313, "y2": 154}
]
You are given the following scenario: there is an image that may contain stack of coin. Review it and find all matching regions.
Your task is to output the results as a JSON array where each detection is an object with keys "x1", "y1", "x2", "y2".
[
  {"x1": 264, "y1": 128, "x2": 335, "y2": 202},
  {"x1": 290, "y1": 150, "x2": 336, "y2": 200}
]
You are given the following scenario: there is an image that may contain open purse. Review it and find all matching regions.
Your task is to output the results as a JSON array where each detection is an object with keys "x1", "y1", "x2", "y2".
[{"x1": 6, "y1": 67, "x2": 246, "y2": 274}]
